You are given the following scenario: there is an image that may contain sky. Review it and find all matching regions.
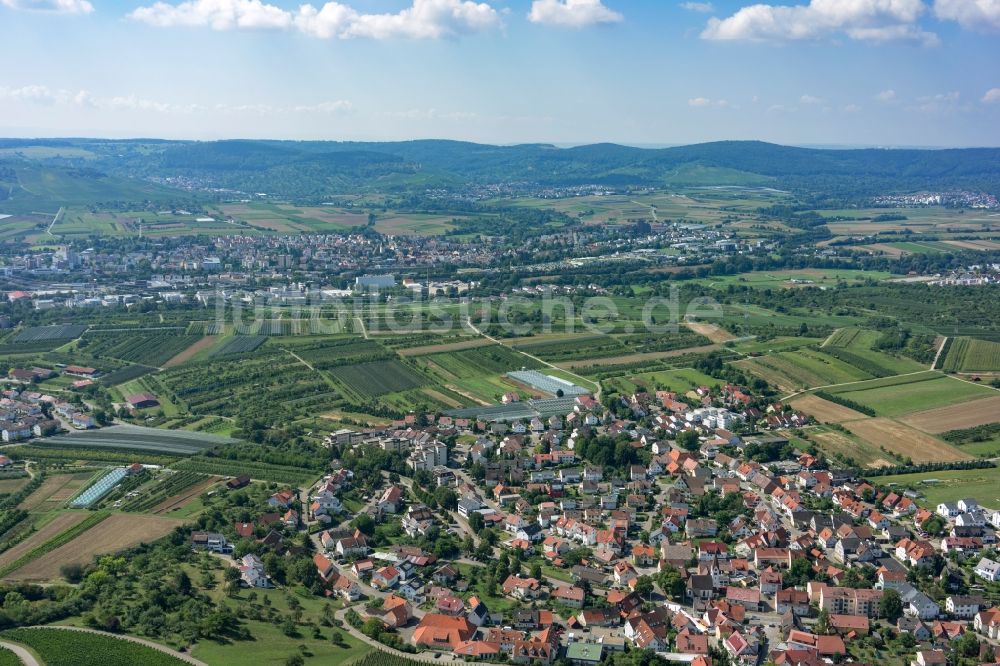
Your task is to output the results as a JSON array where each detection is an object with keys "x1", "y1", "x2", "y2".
[{"x1": 1, "y1": 0, "x2": 999, "y2": 146}]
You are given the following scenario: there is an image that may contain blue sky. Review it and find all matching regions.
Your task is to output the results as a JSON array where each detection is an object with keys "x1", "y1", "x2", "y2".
[{"x1": 1, "y1": 0, "x2": 999, "y2": 146}]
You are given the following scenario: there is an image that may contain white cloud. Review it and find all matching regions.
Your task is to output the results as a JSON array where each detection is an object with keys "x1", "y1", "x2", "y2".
[
  {"x1": 875, "y1": 89, "x2": 897, "y2": 102},
  {"x1": 984, "y1": 88, "x2": 1000, "y2": 103},
  {"x1": 0, "y1": 0, "x2": 93, "y2": 13},
  {"x1": 528, "y1": 0, "x2": 622, "y2": 27},
  {"x1": 799, "y1": 94, "x2": 823, "y2": 104},
  {"x1": 0, "y1": 85, "x2": 88, "y2": 105},
  {"x1": 129, "y1": 0, "x2": 290, "y2": 29},
  {"x1": 934, "y1": 0, "x2": 1000, "y2": 31},
  {"x1": 843, "y1": 103, "x2": 862, "y2": 112},
  {"x1": 130, "y1": 0, "x2": 501, "y2": 39},
  {"x1": 680, "y1": 2, "x2": 714, "y2": 12},
  {"x1": 688, "y1": 97, "x2": 729, "y2": 107},
  {"x1": 701, "y1": 0, "x2": 938, "y2": 45}
]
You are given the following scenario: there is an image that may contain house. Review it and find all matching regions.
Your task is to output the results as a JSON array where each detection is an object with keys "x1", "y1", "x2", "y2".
[
  {"x1": 411, "y1": 614, "x2": 477, "y2": 650},
  {"x1": 829, "y1": 614, "x2": 869, "y2": 636},
  {"x1": 238, "y1": 554, "x2": 270, "y2": 588},
  {"x1": 372, "y1": 565, "x2": 400, "y2": 589},
  {"x1": 946, "y1": 595, "x2": 981, "y2": 619},
  {"x1": 551, "y1": 585, "x2": 585, "y2": 608},
  {"x1": 268, "y1": 489, "x2": 296, "y2": 509},
  {"x1": 900, "y1": 583, "x2": 939, "y2": 620},
  {"x1": 565, "y1": 643, "x2": 603, "y2": 666},
  {"x1": 335, "y1": 534, "x2": 369, "y2": 558},
  {"x1": 378, "y1": 485, "x2": 403, "y2": 513},
  {"x1": 976, "y1": 558, "x2": 1000, "y2": 581},
  {"x1": 190, "y1": 532, "x2": 229, "y2": 553},
  {"x1": 125, "y1": 392, "x2": 159, "y2": 409},
  {"x1": 502, "y1": 575, "x2": 541, "y2": 600}
]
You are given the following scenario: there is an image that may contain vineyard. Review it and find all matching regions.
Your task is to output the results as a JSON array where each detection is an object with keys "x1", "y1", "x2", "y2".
[
  {"x1": 290, "y1": 338, "x2": 394, "y2": 369},
  {"x1": 0, "y1": 628, "x2": 188, "y2": 666},
  {"x1": 171, "y1": 456, "x2": 316, "y2": 484},
  {"x1": 826, "y1": 327, "x2": 881, "y2": 349},
  {"x1": 208, "y1": 335, "x2": 266, "y2": 358},
  {"x1": 159, "y1": 352, "x2": 338, "y2": 422},
  {"x1": 941, "y1": 337, "x2": 1000, "y2": 372},
  {"x1": 418, "y1": 345, "x2": 540, "y2": 379},
  {"x1": 819, "y1": 347, "x2": 896, "y2": 378},
  {"x1": 329, "y1": 359, "x2": 430, "y2": 399},
  {"x1": 13, "y1": 324, "x2": 87, "y2": 343},
  {"x1": 100, "y1": 364, "x2": 157, "y2": 386},
  {"x1": 83, "y1": 331, "x2": 201, "y2": 366},
  {"x1": 187, "y1": 321, "x2": 223, "y2": 335},
  {"x1": 121, "y1": 470, "x2": 209, "y2": 512},
  {"x1": 349, "y1": 650, "x2": 426, "y2": 666}
]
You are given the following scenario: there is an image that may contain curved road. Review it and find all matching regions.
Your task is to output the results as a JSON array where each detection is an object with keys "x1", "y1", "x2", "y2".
[{"x1": 0, "y1": 640, "x2": 40, "y2": 666}]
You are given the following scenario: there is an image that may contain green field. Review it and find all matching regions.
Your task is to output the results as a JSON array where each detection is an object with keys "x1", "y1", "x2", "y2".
[
  {"x1": 607, "y1": 367, "x2": 719, "y2": 395},
  {"x1": 941, "y1": 337, "x2": 1000, "y2": 373},
  {"x1": 876, "y1": 467, "x2": 1000, "y2": 508},
  {"x1": 0, "y1": 628, "x2": 186, "y2": 666},
  {"x1": 827, "y1": 372, "x2": 994, "y2": 416},
  {"x1": 328, "y1": 359, "x2": 429, "y2": 399}
]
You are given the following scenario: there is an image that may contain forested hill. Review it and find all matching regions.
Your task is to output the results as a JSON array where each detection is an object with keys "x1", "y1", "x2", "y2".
[{"x1": 2, "y1": 137, "x2": 999, "y2": 201}]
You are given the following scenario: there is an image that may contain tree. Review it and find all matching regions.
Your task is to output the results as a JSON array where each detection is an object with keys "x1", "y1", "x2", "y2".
[
  {"x1": 330, "y1": 629, "x2": 344, "y2": 646},
  {"x1": 655, "y1": 566, "x2": 685, "y2": 600},
  {"x1": 531, "y1": 564, "x2": 543, "y2": 580},
  {"x1": 468, "y1": 511, "x2": 485, "y2": 534},
  {"x1": 677, "y1": 430, "x2": 700, "y2": 452},
  {"x1": 816, "y1": 609, "x2": 830, "y2": 635},
  {"x1": 879, "y1": 588, "x2": 903, "y2": 622},
  {"x1": 956, "y1": 631, "x2": 980, "y2": 658},
  {"x1": 634, "y1": 575, "x2": 654, "y2": 600}
]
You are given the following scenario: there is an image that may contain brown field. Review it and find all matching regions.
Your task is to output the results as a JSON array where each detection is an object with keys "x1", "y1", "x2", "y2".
[
  {"x1": 164, "y1": 335, "x2": 218, "y2": 367},
  {"x1": 685, "y1": 320, "x2": 736, "y2": 343},
  {"x1": 943, "y1": 240, "x2": 992, "y2": 251},
  {"x1": 444, "y1": 384, "x2": 490, "y2": 406},
  {"x1": 0, "y1": 477, "x2": 29, "y2": 494},
  {"x1": 20, "y1": 474, "x2": 85, "y2": 511},
  {"x1": 862, "y1": 243, "x2": 907, "y2": 256},
  {"x1": 420, "y1": 388, "x2": 463, "y2": 409},
  {"x1": 7, "y1": 514, "x2": 185, "y2": 581},
  {"x1": 790, "y1": 394, "x2": 870, "y2": 423},
  {"x1": 0, "y1": 512, "x2": 88, "y2": 570},
  {"x1": 899, "y1": 395, "x2": 1000, "y2": 433},
  {"x1": 150, "y1": 476, "x2": 220, "y2": 515},
  {"x1": 399, "y1": 338, "x2": 492, "y2": 357},
  {"x1": 843, "y1": 418, "x2": 970, "y2": 463},
  {"x1": 243, "y1": 218, "x2": 308, "y2": 233},
  {"x1": 559, "y1": 343, "x2": 721, "y2": 369},
  {"x1": 808, "y1": 428, "x2": 887, "y2": 468}
]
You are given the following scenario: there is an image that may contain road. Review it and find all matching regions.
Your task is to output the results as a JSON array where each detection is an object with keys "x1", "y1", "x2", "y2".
[
  {"x1": 779, "y1": 369, "x2": 938, "y2": 402},
  {"x1": 0, "y1": 640, "x2": 39, "y2": 666},
  {"x1": 463, "y1": 316, "x2": 601, "y2": 400},
  {"x1": 931, "y1": 336, "x2": 948, "y2": 370},
  {"x1": 45, "y1": 207, "x2": 64, "y2": 237}
]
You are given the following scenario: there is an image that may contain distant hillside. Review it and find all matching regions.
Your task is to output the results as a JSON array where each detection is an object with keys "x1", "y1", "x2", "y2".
[{"x1": 2, "y1": 138, "x2": 999, "y2": 203}]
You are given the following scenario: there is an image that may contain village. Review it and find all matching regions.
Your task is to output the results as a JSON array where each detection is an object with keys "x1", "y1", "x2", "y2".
[{"x1": 181, "y1": 380, "x2": 1000, "y2": 666}]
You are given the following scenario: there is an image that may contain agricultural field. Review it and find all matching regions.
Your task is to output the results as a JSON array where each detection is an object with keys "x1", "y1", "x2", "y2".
[
  {"x1": 171, "y1": 457, "x2": 316, "y2": 485},
  {"x1": 19, "y1": 474, "x2": 94, "y2": 512},
  {"x1": 164, "y1": 335, "x2": 218, "y2": 367},
  {"x1": 82, "y1": 330, "x2": 201, "y2": 367},
  {"x1": 13, "y1": 324, "x2": 87, "y2": 343},
  {"x1": 0, "y1": 511, "x2": 89, "y2": 571},
  {"x1": 799, "y1": 425, "x2": 895, "y2": 468},
  {"x1": 6, "y1": 514, "x2": 184, "y2": 581},
  {"x1": 843, "y1": 418, "x2": 969, "y2": 463},
  {"x1": 875, "y1": 467, "x2": 1000, "y2": 508},
  {"x1": 605, "y1": 367, "x2": 720, "y2": 395},
  {"x1": 37, "y1": 424, "x2": 234, "y2": 456},
  {"x1": 736, "y1": 349, "x2": 871, "y2": 392},
  {"x1": 414, "y1": 345, "x2": 540, "y2": 380},
  {"x1": 940, "y1": 336, "x2": 1000, "y2": 373},
  {"x1": 120, "y1": 471, "x2": 215, "y2": 513},
  {"x1": 825, "y1": 372, "x2": 995, "y2": 417},
  {"x1": 900, "y1": 395, "x2": 1000, "y2": 433},
  {"x1": 693, "y1": 268, "x2": 896, "y2": 290},
  {"x1": 207, "y1": 335, "x2": 266, "y2": 358},
  {"x1": 0, "y1": 628, "x2": 188, "y2": 666},
  {"x1": 789, "y1": 394, "x2": 870, "y2": 423},
  {"x1": 328, "y1": 359, "x2": 429, "y2": 399}
]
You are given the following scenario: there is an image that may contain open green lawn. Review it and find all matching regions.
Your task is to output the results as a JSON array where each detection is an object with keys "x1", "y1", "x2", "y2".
[
  {"x1": 610, "y1": 367, "x2": 719, "y2": 395},
  {"x1": 876, "y1": 467, "x2": 1000, "y2": 508},
  {"x1": 828, "y1": 372, "x2": 994, "y2": 416},
  {"x1": 191, "y1": 618, "x2": 370, "y2": 666}
]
